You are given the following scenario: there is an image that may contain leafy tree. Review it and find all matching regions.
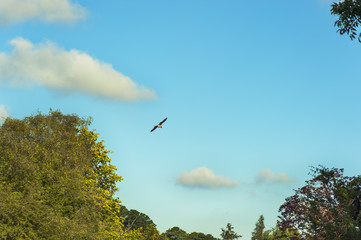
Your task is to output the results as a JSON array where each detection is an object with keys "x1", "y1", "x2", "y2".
[
  {"x1": 79, "y1": 116, "x2": 124, "y2": 237},
  {"x1": 262, "y1": 226, "x2": 301, "y2": 240},
  {"x1": 0, "y1": 111, "x2": 123, "y2": 239},
  {"x1": 220, "y1": 223, "x2": 241, "y2": 240},
  {"x1": 118, "y1": 205, "x2": 168, "y2": 240},
  {"x1": 187, "y1": 232, "x2": 219, "y2": 240},
  {"x1": 165, "y1": 226, "x2": 188, "y2": 240},
  {"x1": 121, "y1": 228, "x2": 145, "y2": 240},
  {"x1": 121, "y1": 225, "x2": 168, "y2": 240},
  {"x1": 278, "y1": 166, "x2": 361, "y2": 240},
  {"x1": 142, "y1": 225, "x2": 169, "y2": 240},
  {"x1": 331, "y1": 0, "x2": 361, "y2": 42},
  {"x1": 119, "y1": 205, "x2": 156, "y2": 232},
  {"x1": 251, "y1": 215, "x2": 265, "y2": 240},
  {"x1": 250, "y1": 216, "x2": 300, "y2": 240}
]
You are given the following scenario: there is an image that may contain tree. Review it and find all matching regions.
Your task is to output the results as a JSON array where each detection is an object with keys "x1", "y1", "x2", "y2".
[
  {"x1": 142, "y1": 225, "x2": 169, "y2": 240},
  {"x1": 251, "y1": 215, "x2": 265, "y2": 240},
  {"x1": 331, "y1": 0, "x2": 361, "y2": 42},
  {"x1": 79, "y1": 115, "x2": 124, "y2": 238},
  {"x1": 250, "y1": 216, "x2": 301, "y2": 240},
  {"x1": 119, "y1": 205, "x2": 156, "y2": 232},
  {"x1": 220, "y1": 223, "x2": 242, "y2": 240},
  {"x1": 118, "y1": 205, "x2": 170, "y2": 240},
  {"x1": 278, "y1": 166, "x2": 361, "y2": 240},
  {"x1": 188, "y1": 232, "x2": 219, "y2": 240},
  {"x1": 0, "y1": 111, "x2": 124, "y2": 239},
  {"x1": 121, "y1": 225, "x2": 169, "y2": 240},
  {"x1": 165, "y1": 227, "x2": 188, "y2": 240},
  {"x1": 262, "y1": 226, "x2": 301, "y2": 240}
]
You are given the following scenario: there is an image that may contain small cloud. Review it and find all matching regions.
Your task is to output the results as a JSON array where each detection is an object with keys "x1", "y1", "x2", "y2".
[
  {"x1": 0, "y1": 38, "x2": 157, "y2": 101},
  {"x1": 0, "y1": 105, "x2": 9, "y2": 122},
  {"x1": 255, "y1": 168, "x2": 296, "y2": 184},
  {"x1": 177, "y1": 167, "x2": 239, "y2": 189},
  {"x1": 0, "y1": 0, "x2": 87, "y2": 25}
]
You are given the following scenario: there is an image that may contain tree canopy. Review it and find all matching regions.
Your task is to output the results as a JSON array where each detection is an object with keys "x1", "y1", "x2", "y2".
[
  {"x1": 165, "y1": 227, "x2": 188, "y2": 240},
  {"x1": 0, "y1": 111, "x2": 123, "y2": 239},
  {"x1": 331, "y1": 0, "x2": 361, "y2": 42},
  {"x1": 220, "y1": 223, "x2": 242, "y2": 240},
  {"x1": 278, "y1": 166, "x2": 361, "y2": 239},
  {"x1": 251, "y1": 215, "x2": 265, "y2": 240},
  {"x1": 187, "y1": 232, "x2": 219, "y2": 240},
  {"x1": 119, "y1": 205, "x2": 156, "y2": 233},
  {"x1": 262, "y1": 227, "x2": 300, "y2": 240}
]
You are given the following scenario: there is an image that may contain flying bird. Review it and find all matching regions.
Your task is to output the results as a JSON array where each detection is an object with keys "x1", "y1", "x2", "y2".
[{"x1": 150, "y1": 117, "x2": 167, "y2": 132}]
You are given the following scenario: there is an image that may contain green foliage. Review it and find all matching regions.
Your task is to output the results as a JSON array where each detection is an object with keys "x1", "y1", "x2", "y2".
[
  {"x1": 187, "y1": 232, "x2": 219, "y2": 240},
  {"x1": 142, "y1": 225, "x2": 169, "y2": 240},
  {"x1": 278, "y1": 166, "x2": 361, "y2": 240},
  {"x1": 118, "y1": 205, "x2": 169, "y2": 240},
  {"x1": 0, "y1": 111, "x2": 123, "y2": 239},
  {"x1": 121, "y1": 225, "x2": 168, "y2": 240},
  {"x1": 119, "y1": 205, "x2": 156, "y2": 232},
  {"x1": 165, "y1": 227, "x2": 188, "y2": 240},
  {"x1": 249, "y1": 215, "x2": 300, "y2": 240},
  {"x1": 262, "y1": 227, "x2": 301, "y2": 240},
  {"x1": 331, "y1": 0, "x2": 361, "y2": 42},
  {"x1": 78, "y1": 124, "x2": 124, "y2": 237},
  {"x1": 220, "y1": 223, "x2": 241, "y2": 240},
  {"x1": 251, "y1": 215, "x2": 265, "y2": 240},
  {"x1": 165, "y1": 226, "x2": 219, "y2": 240}
]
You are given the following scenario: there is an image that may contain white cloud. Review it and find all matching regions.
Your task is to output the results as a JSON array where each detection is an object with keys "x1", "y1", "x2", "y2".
[
  {"x1": 177, "y1": 167, "x2": 239, "y2": 189},
  {"x1": 0, "y1": 0, "x2": 87, "y2": 25},
  {"x1": 0, "y1": 38, "x2": 157, "y2": 101},
  {"x1": 0, "y1": 105, "x2": 9, "y2": 122},
  {"x1": 254, "y1": 168, "x2": 296, "y2": 184}
]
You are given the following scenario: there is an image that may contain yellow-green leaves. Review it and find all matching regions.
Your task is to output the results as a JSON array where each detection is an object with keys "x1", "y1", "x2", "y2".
[{"x1": 0, "y1": 110, "x2": 124, "y2": 239}]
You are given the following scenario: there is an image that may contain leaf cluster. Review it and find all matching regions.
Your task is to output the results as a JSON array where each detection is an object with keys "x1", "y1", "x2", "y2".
[
  {"x1": 0, "y1": 110, "x2": 124, "y2": 239},
  {"x1": 220, "y1": 223, "x2": 242, "y2": 240},
  {"x1": 164, "y1": 224, "x2": 235, "y2": 240},
  {"x1": 278, "y1": 165, "x2": 361, "y2": 240},
  {"x1": 331, "y1": 0, "x2": 361, "y2": 42},
  {"x1": 119, "y1": 205, "x2": 156, "y2": 233}
]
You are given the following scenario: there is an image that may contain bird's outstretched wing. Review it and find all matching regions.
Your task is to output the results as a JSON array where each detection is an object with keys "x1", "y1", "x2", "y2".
[
  {"x1": 150, "y1": 126, "x2": 158, "y2": 132},
  {"x1": 159, "y1": 117, "x2": 167, "y2": 125}
]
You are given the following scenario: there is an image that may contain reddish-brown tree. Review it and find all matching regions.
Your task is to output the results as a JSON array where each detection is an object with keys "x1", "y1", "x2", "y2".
[{"x1": 278, "y1": 166, "x2": 361, "y2": 240}]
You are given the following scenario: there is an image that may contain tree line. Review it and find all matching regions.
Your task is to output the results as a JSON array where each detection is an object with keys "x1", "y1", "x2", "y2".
[{"x1": 1, "y1": 111, "x2": 360, "y2": 239}]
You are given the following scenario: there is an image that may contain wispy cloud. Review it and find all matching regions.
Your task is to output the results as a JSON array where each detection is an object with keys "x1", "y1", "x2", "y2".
[
  {"x1": 0, "y1": 38, "x2": 157, "y2": 101},
  {"x1": 177, "y1": 167, "x2": 239, "y2": 189},
  {"x1": 0, "y1": 0, "x2": 87, "y2": 25},
  {"x1": 254, "y1": 168, "x2": 296, "y2": 184},
  {"x1": 0, "y1": 105, "x2": 9, "y2": 122}
]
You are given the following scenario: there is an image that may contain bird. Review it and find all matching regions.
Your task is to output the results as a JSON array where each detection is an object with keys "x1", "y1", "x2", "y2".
[{"x1": 150, "y1": 117, "x2": 167, "y2": 132}]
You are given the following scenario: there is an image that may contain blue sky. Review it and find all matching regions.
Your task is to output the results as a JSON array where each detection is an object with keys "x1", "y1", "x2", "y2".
[{"x1": 1, "y1": 0, "x2": 361, "y2": 239}]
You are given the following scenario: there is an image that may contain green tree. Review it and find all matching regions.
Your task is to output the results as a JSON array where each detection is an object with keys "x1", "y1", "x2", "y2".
[
  {"x1": 278, "y1": 166, "x2": 361, "y2": 240},
  {"x1": 121, "y1": 225, "x2": 168, "y2": 240},
  {"x1": 165, "y1": 226, "x2": 188, "y2": 240},
  {"x1": 220, "y1": 223, "x2": 241, "y2": 240},
  {"x1": 262, "y1": 226, "x2": 301, "y2": 240},
  {"x1": 187, "y1": 232, "x2": 219, "y2": 240},
  {"x1": 0, "y1": 111, "x2": 123, "y2": 239},
  {"x1": 79, "y1": 117, "x2": 124, "y2": 238},
  {"x1": 119, "y1": 206, "x2": 156, "y2": 232},
  {"x1": 331, "y1": 0, "x2": 361, "y2": 42},
  {"x1": 141, "y1": 225, "x2": 169, "y2": 240},
  {"x1": 251, "y1": 215, "x2": 265, "y2": 240}
]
